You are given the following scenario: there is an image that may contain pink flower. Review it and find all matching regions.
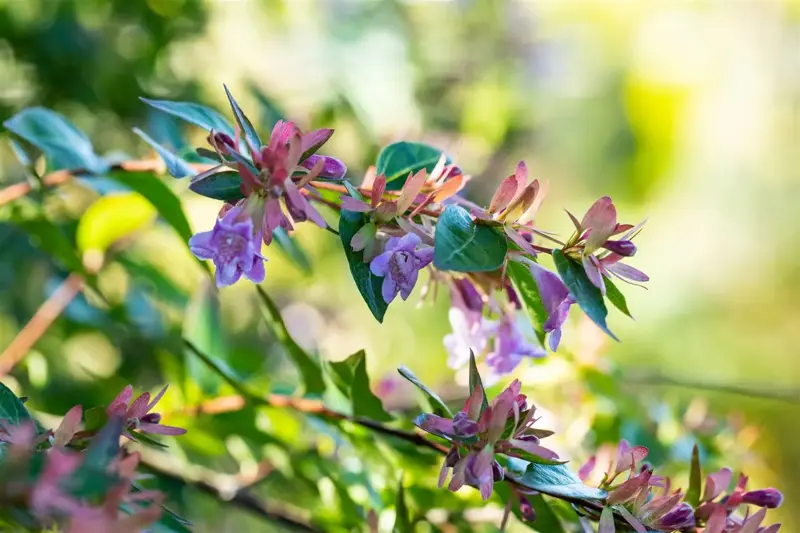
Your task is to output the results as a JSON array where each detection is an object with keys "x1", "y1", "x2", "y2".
[
  {"x1": 107, "y1": 385, "x2": 186, "y2": 439},
  {"x1": 189, "y1": 205, "x2": 266, "y2": 287}
]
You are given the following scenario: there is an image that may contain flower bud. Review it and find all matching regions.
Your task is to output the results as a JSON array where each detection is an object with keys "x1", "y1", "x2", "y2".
[
  {"x1": 492, "y1": 460, "x2": 505, "y2": 482},
  {"x1": 301, "y1": 154, "x2": 347, "y2": 180},
  {"x1": 518, "y1": 495, "x2": 536, "y2": 521},
  {"x1": 742, "y1": 488, "x2": 784, "y2": 509},
  {"x1": 141, "y1": 413, "x2": 161, "y2": 424},
  {"x1": 453, "y1": 279, "x2": 484, "y2": 313},
  {"x1": 445, "y1": 446, "x2": 460, "y2": 468},
  {"x1": 452, "y1": 412, "x2": 479, "y2": 438},
  {"x1": 602, "y1": 239, "x2": 637, "y2": 257},
  {"x1": 654, "y1": 503, "x2": 695, "y2": 530}
]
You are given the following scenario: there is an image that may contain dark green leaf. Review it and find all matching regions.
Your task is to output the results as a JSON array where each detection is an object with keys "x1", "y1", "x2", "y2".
[
  {"x1": 433, "y1": 206, "x2": 507, "y2": 272},
  {"x1": 108, "y1": 170, "x2": 193, "y2": 244},
  {"x1": 468, "y1": 351, "x2": 489, "y2": 413},
  {"x1": 397, "y1": 366, "x2": 453, "y2": 418},
  {"x1": 552, "y1": 250, "x2": 617, "y2": 341},
  {"x1": 223, "y1": 84, "x2": 262, "y2": 150},
  {"x1": 604, "y1": 276, "x2": 632, "y2": 318},
  {"x1": 351, "y1": 351, "x2": 392, "y2": 421},
  {"x1": 506, "y1": 260, "x2": 547, "y2": 344},
  {"x1": 686, "y1": 444, "x2": 702, "y2": 507},
  {"x1": 133, "y1": 128, "x2": 195, "y2": 179},
  {"x1": 339, "y1": 209, "x2": 388, "y2": 322},
  {"x1": 188, "y1": 171, "x2": 245, "y2": 202},
  {"x1": 11, "y1": 216, "x2": 85, "y2": 274},
  {"x1": 376, "y1": 141, "x2": 449, "y2": 191},
  {"x1": 0, "y1": 382, "x2": 33, "y2": 426},
  {"x1": 256, "y1": 286, "x2": 325, "y2": 396},
  {"x1": 183, "y1": 280, "x2": 227, "y2": 396},
  {"x1": 3, "y1": 107, "x2": 107, "y2": 173},
  {"x1": 530, "y1": 494, "x2": 567, "y2": 533},
  {"x1": 393, "y1": 477, "x2": 412, "y2": 533},
  {"x1": 272, "y1": 227, "x2": 312, "y2": 275},
  {"x1": 140, "y1": 98, "x2": 235, "y2": 137},
  {"x1": 507, "y1": 459, "x2": 607, "y2": 501},
  {"x1": 117, "y1": 254, "x2": 188, "y2": 308}
]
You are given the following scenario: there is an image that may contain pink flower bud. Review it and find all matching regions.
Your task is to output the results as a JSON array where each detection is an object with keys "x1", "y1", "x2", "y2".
[
  {"x1": 743, "y1": 488, "x2": 784, "y2": 509},
  {"x1": 602, "y1": 239, "x2": 637, "y2": 257},
  {"x1": 655, "y1": 502, "x2": 695, "y2": 530}
]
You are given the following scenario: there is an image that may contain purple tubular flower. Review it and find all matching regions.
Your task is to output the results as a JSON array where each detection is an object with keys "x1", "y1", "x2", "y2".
[
  {"x1": 653, "y1": 502, "x2": 696, "y2": 530},
  {"x1": 452, "y1": 278, "x2": 484, "y2": 314},
  {"x1": 189, "y1": 206, "x2": 266, "y2": 287},
  {"x1": 486, "y1": 313, "x2": 546, "y2": 377},
  {"x1": 603, "y1": 239, "x2": 637, "y2": 257},
  {"x1": 464, "y1": 447, "x2": 495, "y2": 500},
  {"x1": 528, "y1": 262, "x2": 574, "y2": 351},
  {"x1": 369, "y1": 233, "x2": 434, "y2": 304},
  {"x1": 300, "y1": 154, "x2": 347, "y2": 179},
  {"x1": 743, "y1": 488, "x2": 784, "y2": 508}
]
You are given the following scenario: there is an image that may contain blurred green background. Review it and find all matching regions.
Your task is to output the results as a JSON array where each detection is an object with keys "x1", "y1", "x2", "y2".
[{"x1": 1, "y1": 0, "x2": 798, "y2": 531}]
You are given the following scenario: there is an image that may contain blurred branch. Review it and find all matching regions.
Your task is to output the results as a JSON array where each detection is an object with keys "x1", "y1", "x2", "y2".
[
  {"x1": 622, "y1": 372, "x2": 800, "y2": 404},
  {"x1": 0, "y1": 273, "x2": 84, "y2": 377},
  {"x1": 182, "y1": 340, "x2": 448, "y2": 454},
  {"x1": 139, "y1": 454, "x2": 321, "y2": 532}
]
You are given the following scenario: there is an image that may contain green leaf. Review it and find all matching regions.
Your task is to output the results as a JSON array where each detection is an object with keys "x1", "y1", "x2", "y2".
[
  {"x1": 10, "y1": 213, "x2": 86, "y2": 275},
  {"x1": 223, "y1": 84, "x2": 262, "y2": 150},
  {"x1": 393, "y1": 476, "x2": 412, "y2": 533},
  {"x1": 0, "y1": 382, "x2": 33, "y2": 426},
  {"x1": 433, "y1": 205, "x2": 507, "y2": 272},
  {"x1": 183, "y1": 280, "x2": 227, "y2": 396},
  {"x1": 468, "y1": 351, "x2": 489, "y2": 413},
  {"x1": 507, "y1": 459, "x2": 608, "y2": 501},
  {"x1": 3, "y1": 107, "x2": 107, "y2": 173},
  {"x1": 82, "y1": 406, "x2": 108, "y2": 432},
  {"x1": 506, "y1": 260, "x2": 547, "y2": 344},
  {"x1": 351, "y1": 351, "x2": 393, "y2": 421},
  {"x1": 183, "y1": 340, "x2": 244, "y2": 396},
  {"x1": 250, "y1": 83, "x2": 285, "y2": 130},
  {"x1": 273, "y1": 227, "x2": 312, "y2": 275},
  {"x1": 604, "y1": 277, "x2": 632, "y2": 318},
  {"x1": 256, "y1": 286, "x2": 326, "y2": 396},
  {"x1": 140, "y1": 98, "x2": 235, "y2": 137},
  {"x1": 188, "y1": 171, "x2": 246, "y2": 202},
  {"x1": 108, "y1": 171, "x2": 193, "y2": 244},
  {"x1": 552, "y1": 250, "x2": 617, "y2": 341},
  {"x1": 76, "y1": 193, "x2": 156, "y2": 255},
  {"x1": 397, "y1": 366, "x2": 453, "y2": 418},
  {"x1": 70, "y1": 417, "x2": 123, "y2": 499},
  {"x1": 133, "y1": 128, "x2": 195, "y2": 179},
  {"x1": 376, "y1": 141, "x2": 450, "y2": 191},
  {"x1": 339, "y1": 209, "x2": 388, "y2": 322},
  {"x1": 530, "y1": 495, "x2": 567, "y2": 533},
  {"x1": 686, "y1": 444, "x2": 702, "y2": 507}
]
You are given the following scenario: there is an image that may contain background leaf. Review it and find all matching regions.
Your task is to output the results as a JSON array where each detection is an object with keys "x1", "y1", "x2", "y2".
[
  {"x1": 553, "y1": 250, "x2": 617, "y2": 341},
  {"x1": 273, "y1": 227, "x2": 312, "y2": 275},
  {"x1": 328, "y1": 350, "x2": 392, "y2": 421},
  {"x1": 256, "y1": 286, "x2": 325, "y2": 396},
  {"x1": 140, "y1": 98, "x2": 235, "y2": 137},
  {"x1": 76, "y1": 193, "x2": 156, "y2": 255},
  {"x1": 338, "y1": 209, "x2": 389, "y2": 322},
  {"x1": 183, "y1": 280, "x2": 227, "y2": 397},
  {"x1": 3, "y1": 107, "x2": 107, "y2": 173},
  {"x1": 376, "y1": 141, "x2": 449, "y2": 190},
  {"x1": 393, "y1": 477, "x2": 412, "y2": 533},
  {"x1": 433, "y1": 206, "x2": 507, "y2": 272},
  {"x1": 133, "y1": 128, "x2": 195, "y2": 179},
  {"x1": 0, "y1": 382, "x2": 33, "y2": 426}
]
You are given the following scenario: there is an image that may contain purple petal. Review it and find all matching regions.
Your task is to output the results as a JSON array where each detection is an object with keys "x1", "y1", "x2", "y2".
[
  {"x1": 415, "y1": 413, "x2": 457, "y2": 439},
  {"x1": 381, "y1": 277, "x2": 398, "y2": 304},
  {"x1": 607, "y1": 262, "x2": 649, "y2": 282},
  {"x1": 215, "y1": 262, "x2": 242, "y2": 287},
  {"x1": 245, "y1": 256, "x2": 266, "y2": 283},
  {"x1": 529, "y1": 262, "x2": 570, "y2": 318},
  {"x1": 414, "y1": 247, "x2": 434, "y2": 268},
  {"x1": 370, "y1": 252, "x2": 392, "y2": 276},
  {"x1": 582, "y1": 254, "x2": 605, "y2": 292},
  {"x1": 395, "y1": 232, "x2": 422, "y2": 252},
  {"x1": 399, "y1": 268, "x2": 419, "y2": 300},
  {"x1": 139, "y1": 423, "x2": 187, "y2": 436},
  {"x1": 341, "y1": 197, "x2": 372, "y2": 212},
  {"x1": 548, "y1": 328, "x2": 562, "y2": 351},
  {"x1": 301, "y1": 154, "x2": 347, "y2": 179},
  {"x1": 300, "y1": 128, "x2": 334, "y2": 155},
  {"x1": 188, "y1": 231, "x2": 215, "y2": 259}
]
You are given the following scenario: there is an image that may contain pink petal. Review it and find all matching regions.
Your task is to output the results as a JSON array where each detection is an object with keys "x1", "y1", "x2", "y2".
[
  {"x1": 107, "y1": 385, "x2": 133, "y2": 415},
  {"x1": 504, "y1": 225, "x2": 537, "y2": 255},
  {"x1": 508, "y1": 438, "x2": 559, "y2": 460},
  {"x1": 582, "y1": 254, "x2": 606, "y2": 292},
  {"x1": 127, "y1": 392, "x2": 151, "y2": 420},
  {"x1": 578, "y1": 455, "x2": 596, "y2": 481},
  {"x1": 432, "y1": 174, "x2": 464, "y2": 203},
  {"x1": 489, "y1": 175, "x2": 519, "y2": 214},
  {"x1": 598, "y1": 507, "x2": 615, "y2": 533},
  {"x1": 703, "y1": 468, "x2": 732, "y2": 502},
  {"x1": 581, "y1": 196, "x2": 618, "y2": 251},
  {"x1": 139, "y1": 423, "x2": 187, "y2": 436},
  {"x1": 300, "y1": 128, "x2": 334, "y2": 155},
  {"x1": 371, "y1": 175, "x2": 386, "y2": 208},
  {"x1": 53, "y1": 405, "x2": 82, "y2": 447},
  {"x1": 397, "y1": 168, "x2": 427, "y2": 215},
  {"x1": 146, "y1": 385, "x2": 168, "y2": 413},
  {"x1": 341, "y1": 197, "x2": 372, "y2": 212},
  {"x1": 607, "y1": 262, "x2": 649, "y2": 283}
]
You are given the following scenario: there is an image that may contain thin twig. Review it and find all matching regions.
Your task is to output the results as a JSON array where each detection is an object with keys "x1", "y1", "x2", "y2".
[
  {"x1": 623, "y1": 372, "x2": 800, "y2": 404},
  {"x1": 139, "y1": 456, "x2": 321, "y2": 532},
  {"x1": 0, "y1": 273, "x2": 84, "y2": 376}
]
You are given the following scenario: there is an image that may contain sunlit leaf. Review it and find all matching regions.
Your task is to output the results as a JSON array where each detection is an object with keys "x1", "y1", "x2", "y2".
[
  {"x1": 397, "y1": 366, "x2": 453, "y2": 418},
  {"x1": 468, "y1": 351, "x2": 489, "y2": 413},
  {"x1": 553, "y1": 250, "x2": 617, "y2": 341},
  {"x1": 506, "y1": 260, "x2": 547, "y2": 344},
  {"x1": 433, "y1": 205, "x2": 507, "y2": 272},
  {"x1": 339, "y1": 209, "x2": 388, "y2": 322},
  {"x1": 76, "y1": 193, "x2": 156, "y2": 255},
  {"x1": 604, "y1": 277, "x2": 632, "y2": 318},
  {"x1": 183, "y1": 280, "x2": 227, "y2": 396}
]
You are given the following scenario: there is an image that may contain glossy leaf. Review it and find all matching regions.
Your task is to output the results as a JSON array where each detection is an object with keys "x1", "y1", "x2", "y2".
[
  {"x1": 134, "y1": 128, "x2": 195, "y2": 179},
  {"x1": 223, "y1": 84, "x2": 262, "y2": 150},
  {"x1": 3, "y1": 107, "x2": 107, "y2": 173},
  {"x1": 273, "y1": 227, "x2": 312, "y2": 275},
  {"x1": 507, "y1": 459, "x2": 608, "y2": 501},
  {"x1": 256, "y1": 286, "x2": 325, "y2": 396},
  {"x1": 397, "y1": 365, "x2": 453, "y2": 418},
  {"x1": 433, "y1": 205, "x2": 507, "y2": 272},
  {"x1": 76, "y1": 193, "x2": 156, "y2": 254},
  {"x1": 376, "y1": 141, "x2": 449, "y2": 190},
  {"x1": 553, "y1": 250, "x2": 617, "y2": 341},
  {"x1": 140, "y1": 98, "x2": 235, "y2": 137},
  {"x1": 183, "y1": 280, "x2": 227, "y2": 396},
  {"x1": 506, "y1": 260, "x2": 547, "y2": 344},
  {"x1": 0, "y1": 382, "x2": 33, "y2": 426},
  {"x1": 604, "y1": 277, "x2": 632, "y2": 318},
  {"x1": 339, "y1": 209, "x2": 389, "y2": 322},
  {"x1": 188, "y1": 171, "x2": 246, "y2": 202}
]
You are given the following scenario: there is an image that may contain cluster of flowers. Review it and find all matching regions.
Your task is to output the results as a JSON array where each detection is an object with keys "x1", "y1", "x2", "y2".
[
  {"x1": 182, "y1": 92, "x2": 648, "y2": 382},
  {"x1": 413, "y1": 368, "x2": 783, "y2": 532},
  {"x1": 0, "y1": 385, "x2": 185, "y2": 532}
]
